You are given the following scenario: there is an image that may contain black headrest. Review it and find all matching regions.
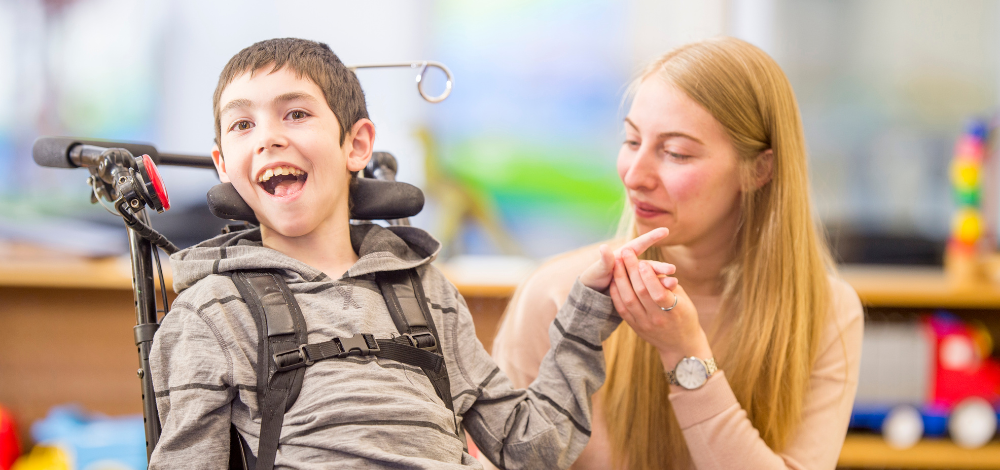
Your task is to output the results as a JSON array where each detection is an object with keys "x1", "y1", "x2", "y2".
[{"x1": 207, "y1": 178, "x2": 425, "y2": 224}]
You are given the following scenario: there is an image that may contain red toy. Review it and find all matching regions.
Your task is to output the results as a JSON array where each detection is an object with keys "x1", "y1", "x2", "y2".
[
  {"x1": 0, "y1": 404, "x2": 21, "y2": 470},
  {"x1": 852, "y1": 313, "x2": 1000, "y2": 448}
]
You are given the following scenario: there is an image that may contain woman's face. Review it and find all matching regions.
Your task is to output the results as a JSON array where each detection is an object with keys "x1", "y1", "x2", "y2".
[{"x1": 617, "y1": 78, "x2": 744, "y2": 247}]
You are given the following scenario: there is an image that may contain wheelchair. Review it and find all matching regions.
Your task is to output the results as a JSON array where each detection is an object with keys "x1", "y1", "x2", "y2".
[{"x1": 31, "y1": 137, "x2": 429, "y2": 470}]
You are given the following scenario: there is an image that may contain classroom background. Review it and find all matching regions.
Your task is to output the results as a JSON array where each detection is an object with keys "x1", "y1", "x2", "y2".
[{"x1": 2, "y1": 0, "x2": 1000, "y2": 469}]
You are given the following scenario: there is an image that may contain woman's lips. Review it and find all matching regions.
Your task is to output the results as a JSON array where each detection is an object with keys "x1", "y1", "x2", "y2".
[{"x1": 633, "y1": 201, "x2": 667, "y2": 219}]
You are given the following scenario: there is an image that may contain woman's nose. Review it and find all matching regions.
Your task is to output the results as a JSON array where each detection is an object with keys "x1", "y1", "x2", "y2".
[
  {"x1": 255, "y1": 118, "x2": 288, "y2": 155},
  {"x1": 622, "y1": 146, "x2": 659, "y2": 191}
]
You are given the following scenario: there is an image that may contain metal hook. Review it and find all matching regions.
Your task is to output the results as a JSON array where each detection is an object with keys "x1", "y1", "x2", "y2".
[{"x1": 349, "y1": 61, "x2": 454, "y2": 103}]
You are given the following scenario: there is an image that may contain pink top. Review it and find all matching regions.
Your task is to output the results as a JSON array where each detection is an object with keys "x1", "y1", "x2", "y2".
[{"x1": 483, "y1": 244, "x2": 864, "y2": 470}]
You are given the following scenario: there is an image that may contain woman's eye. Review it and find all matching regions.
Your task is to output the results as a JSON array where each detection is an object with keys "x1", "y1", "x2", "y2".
[
  {"x1": 624, "y1": 139, "x2": 640, "y2": 148},
  {"x1": 288, "y1": 110, "x2": 308, "y2": 120},
  {"x1": 667, "y1": 151, "x2": 691, "y2": 160},
  {"x1": 230, "y1": 120, "x2": 253, "y2": 132}
]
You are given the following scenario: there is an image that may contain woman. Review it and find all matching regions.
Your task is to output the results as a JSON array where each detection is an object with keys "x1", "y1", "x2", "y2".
[{"x1": 487, "y1": 37, "x2": 863, "y2": 469}]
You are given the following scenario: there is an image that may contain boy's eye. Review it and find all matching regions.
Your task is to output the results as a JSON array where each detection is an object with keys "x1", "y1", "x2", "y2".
[
  {"x1": 230, "y1": 120, "x2": 253, "y2": 132},
  {"x1": 288, "y1": 110, "x2": 308, "y2": 120}
]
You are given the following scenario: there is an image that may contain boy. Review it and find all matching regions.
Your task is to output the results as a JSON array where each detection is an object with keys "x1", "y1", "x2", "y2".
[{"x1": 149, "y1": 38, "x2": 665, "y2": 469}]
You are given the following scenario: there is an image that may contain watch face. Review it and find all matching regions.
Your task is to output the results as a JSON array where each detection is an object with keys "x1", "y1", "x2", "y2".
[{"x1": 676, "y1": 357, "x2": 708, "y2": 389}]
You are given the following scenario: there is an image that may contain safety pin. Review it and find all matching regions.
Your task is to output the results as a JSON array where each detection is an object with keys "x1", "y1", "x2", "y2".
[{"x1": 349, "y1": 61, "x2": 454, "y2": 103}]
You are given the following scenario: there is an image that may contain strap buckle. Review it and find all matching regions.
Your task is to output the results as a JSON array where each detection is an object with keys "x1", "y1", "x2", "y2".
[
  {"x1": 403, "y1": 331, "x2": 438, "y2": 352},
  {"x1": 334, "y1": 334, "x2": 380, "y2": 358},
  {"x1": 273, "y1": 345, "x2": 313, "y2": 372}
]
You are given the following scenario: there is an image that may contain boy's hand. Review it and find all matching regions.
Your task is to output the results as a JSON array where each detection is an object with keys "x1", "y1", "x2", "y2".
[{"x1": 579, "y1": 227, "x2": 673, "y2": 292}]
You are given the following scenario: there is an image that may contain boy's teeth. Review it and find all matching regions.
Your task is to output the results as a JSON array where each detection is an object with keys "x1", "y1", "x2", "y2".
[{"x1": 257, "y1": 166, "x2": 306, "y2": 184}]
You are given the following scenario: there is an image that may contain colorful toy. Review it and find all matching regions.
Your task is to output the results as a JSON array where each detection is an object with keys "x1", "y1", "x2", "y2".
[
  {"x1": 850, "y1": 313, "x2": 1000, "y2": 448},
  {"x1": 0, "y1": 405, "x2": 20, "y2": 470},
  {"x1": 950, "y1": 120, "x2": 987, "y2": 250},
  {"x1": 10, "y1": 406, "x2": 146, "y2": 470}
]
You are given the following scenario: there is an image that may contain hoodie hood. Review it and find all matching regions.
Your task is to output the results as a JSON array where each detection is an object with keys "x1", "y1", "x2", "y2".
[{"x1": 169, "y1": 223, "x2": 441, "y2": 293}]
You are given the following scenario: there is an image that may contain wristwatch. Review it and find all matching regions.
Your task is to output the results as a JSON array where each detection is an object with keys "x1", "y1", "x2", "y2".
[{"x1": 666, "y1": 356, "x2": 717, "y2": 390}]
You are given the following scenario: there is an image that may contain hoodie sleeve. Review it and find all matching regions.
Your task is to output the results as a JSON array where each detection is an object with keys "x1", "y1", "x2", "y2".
[
  {"x1": 452, "y1": 279, "x2": 619, "y2": 470},
  {"x1": 148, "y1": 298, "x2": 236, "y2": 470}
]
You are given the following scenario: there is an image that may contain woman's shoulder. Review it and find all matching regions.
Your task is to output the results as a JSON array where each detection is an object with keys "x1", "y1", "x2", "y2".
[
  {"x1": 817, "y1": 273, "x2": 865, "y2": 365},
  {"x1": 826, "y1": 273, "x2": 864, "y2": 329}
]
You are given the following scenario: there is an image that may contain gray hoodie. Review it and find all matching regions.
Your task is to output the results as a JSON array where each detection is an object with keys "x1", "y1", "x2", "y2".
[{"x1": 149, "y1": 223, "x2": 619, "y2": 469}]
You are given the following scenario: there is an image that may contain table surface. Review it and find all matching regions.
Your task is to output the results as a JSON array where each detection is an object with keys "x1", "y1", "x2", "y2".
[{"x1": 4, "y1": 243, "x2": 1000, "y2": 307}]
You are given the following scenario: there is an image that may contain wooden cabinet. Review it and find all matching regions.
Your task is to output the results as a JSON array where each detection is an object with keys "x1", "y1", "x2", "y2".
[{"x1": 4, "y1": 247, "x2": 1000, "y2": 468}]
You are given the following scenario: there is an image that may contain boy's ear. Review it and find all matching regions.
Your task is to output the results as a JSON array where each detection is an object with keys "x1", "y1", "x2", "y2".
[
  {"x1": 211, "y1": 144, "x2": 231, "y2": 183},
  {"x1": 753, "y1": 149, "x2": 774, "y2": 189},
  {"x1": 345, "y1": 118, "x2": 375, "y2": 173}
]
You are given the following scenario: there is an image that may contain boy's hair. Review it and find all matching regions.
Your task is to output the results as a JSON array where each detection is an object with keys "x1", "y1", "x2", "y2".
[{"x1": 213, "y1": 38, "x2": 369, "y2": 148}]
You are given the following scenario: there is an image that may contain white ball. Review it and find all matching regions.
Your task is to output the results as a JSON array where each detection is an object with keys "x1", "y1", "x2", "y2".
[
  {"x1": 883, "y1": 405, "x2": 924, "y2": 449},
  {"x1": 950, "y1": 397, "x2": 997, "y2": 449}
]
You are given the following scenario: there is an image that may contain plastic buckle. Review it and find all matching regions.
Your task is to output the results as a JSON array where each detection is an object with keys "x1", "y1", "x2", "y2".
[
  {"x1": 403, "y1": 332, "x2": 437, "y2": 352},
  {"x1": 273, "y1": 345, "x2": 312, "y2": 372},
  {"x1": 335, "y1": 334, "x2": 379, "y2": 358}
]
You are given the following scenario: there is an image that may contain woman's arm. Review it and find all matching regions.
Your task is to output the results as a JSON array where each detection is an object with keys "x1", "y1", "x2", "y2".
[
  {"x1": 671, "y1": 279, "x2": 863, "y2": 469},
  {"x1": 612, "y1": 249, "x2": 864, "y2": 469}
]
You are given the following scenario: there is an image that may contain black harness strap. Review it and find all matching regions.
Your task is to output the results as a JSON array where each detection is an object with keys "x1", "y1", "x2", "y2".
[
  {"x1": 230, "y1": 271, "x2": 306, "y2": 470},
  {"x1": 375, "y1": 270, "x2": 455, "y2": 414},
  {"x1": 227, "y1": 268, "x2": 454, "y2": 470}
]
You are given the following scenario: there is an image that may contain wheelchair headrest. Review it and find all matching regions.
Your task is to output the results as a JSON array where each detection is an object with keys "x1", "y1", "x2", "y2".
[{"x1": 207, "y1": 178, "x2": 425, "y2": 224}]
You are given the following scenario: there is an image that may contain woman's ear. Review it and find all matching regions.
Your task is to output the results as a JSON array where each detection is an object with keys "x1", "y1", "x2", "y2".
[
  {"x1": 754, "y1": 149, "x2": 774, "y2": 189},
  {"x1": 211, "y1": 144, "x2": 231, "y2": 183},
  {"x1": 345, "y1": 118, "x2": 375, "y2": 173}
]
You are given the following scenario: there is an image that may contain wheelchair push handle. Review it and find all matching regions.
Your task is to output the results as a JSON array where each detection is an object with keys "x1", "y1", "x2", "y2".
[{"x1": 33, "y1": 136, "x2": 214, "y2": 170}]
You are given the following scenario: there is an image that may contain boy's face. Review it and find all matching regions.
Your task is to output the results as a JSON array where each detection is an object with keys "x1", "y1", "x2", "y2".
[{"x1": 213, "y1": 67, "x2": 372, "y2": 238}]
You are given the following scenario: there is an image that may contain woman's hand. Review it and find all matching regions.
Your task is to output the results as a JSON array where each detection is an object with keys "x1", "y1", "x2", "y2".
[
  {"x1": 610, "y1": 247, "x2": 713, "y2": 372},
  {"x1": 579, "y1": 228, "x2": 673, "y2": 292}
]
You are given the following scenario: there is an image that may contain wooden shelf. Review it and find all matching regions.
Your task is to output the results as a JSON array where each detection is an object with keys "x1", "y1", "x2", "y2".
[
  {"x1": 839, "y1": 434, "x2": 1000, "y2": 468},
  {"x1": 839, "y1": 265, "x2": 1000, "y2": 309}
]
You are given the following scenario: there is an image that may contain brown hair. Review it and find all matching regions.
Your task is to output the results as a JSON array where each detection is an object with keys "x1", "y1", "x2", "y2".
[
  {"x1": 213, "y1": 37, "x2": 369, "y2": 147},
  {"x1": 602, "y1": 37, "x2": 835, "y2": 469}
]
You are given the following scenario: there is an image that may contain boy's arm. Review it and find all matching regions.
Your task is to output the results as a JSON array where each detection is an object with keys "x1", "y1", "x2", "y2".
[
  {"x1": 149, "y1": 300, "x2": 236, "y2": 470},
  {"x1": 453, "y1": 279, "x2": 618, "y2": 470}
]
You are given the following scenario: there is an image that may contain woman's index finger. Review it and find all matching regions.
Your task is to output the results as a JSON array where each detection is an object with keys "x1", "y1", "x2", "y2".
[{"x1": 621, "y1": 227, "x2": 669, "y2": 257}]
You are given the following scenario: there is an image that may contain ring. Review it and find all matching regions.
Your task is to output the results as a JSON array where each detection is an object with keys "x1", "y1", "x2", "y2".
[{"x1": 659, "y1": 294, "x2": 679, "y2": 311}]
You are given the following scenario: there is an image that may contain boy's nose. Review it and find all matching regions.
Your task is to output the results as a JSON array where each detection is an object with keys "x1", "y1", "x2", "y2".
[{"x1": 256, "y1": 121, "x2": 289, "y2": 155}]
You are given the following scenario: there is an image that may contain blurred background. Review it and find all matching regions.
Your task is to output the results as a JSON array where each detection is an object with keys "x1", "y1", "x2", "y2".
[
  {"x1": 4, "y1": 0, "x2": 997, "y2": 264},
  {"x1": 5, "y1": 1, "x2": 1000, "y2": 469}
]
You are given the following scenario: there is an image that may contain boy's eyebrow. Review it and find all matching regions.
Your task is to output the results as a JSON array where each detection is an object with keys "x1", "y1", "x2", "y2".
[
  {"x1": 220, "y1": 98, "x2": 253, "y2": 117},
  {"x1": 624, "y1": 117, "x2": 704, "y2": 145},
  {"x1": 273, "y1": 92, "x2": 321, "y2": 106},
  {"x1": 220, "y1": 92, "x2": 321, "y2": 117}
]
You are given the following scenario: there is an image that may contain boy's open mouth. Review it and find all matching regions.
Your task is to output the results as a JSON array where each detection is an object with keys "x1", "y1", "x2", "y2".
[{"x1": 257, "y1": 165, "x2": 307, "y2": 197}]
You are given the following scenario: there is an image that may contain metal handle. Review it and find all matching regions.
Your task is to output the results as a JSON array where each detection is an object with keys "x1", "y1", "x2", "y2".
[{"x1": 349, "y1": 61, "x2": 453, "y2": 103}]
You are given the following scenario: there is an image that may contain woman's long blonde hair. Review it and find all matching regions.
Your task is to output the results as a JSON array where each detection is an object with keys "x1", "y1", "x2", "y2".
[{"x1": 602, "y1": 37, "x2": 834, "y2": 469}]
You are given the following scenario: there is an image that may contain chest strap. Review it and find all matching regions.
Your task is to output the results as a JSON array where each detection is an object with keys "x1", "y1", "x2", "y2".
[{"x1": 272, "y1": 334, "x2": 445, "y2": 378}]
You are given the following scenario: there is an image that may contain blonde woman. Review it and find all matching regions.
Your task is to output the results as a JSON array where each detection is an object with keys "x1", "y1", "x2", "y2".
[{"x1": 486, "y1": 37, "x2": 864, "y2": 469}]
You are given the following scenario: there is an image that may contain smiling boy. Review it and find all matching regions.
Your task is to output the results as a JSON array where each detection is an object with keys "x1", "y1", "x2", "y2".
[{"x1": 148, "y1": 38, "x2": 659, "y2": 470}]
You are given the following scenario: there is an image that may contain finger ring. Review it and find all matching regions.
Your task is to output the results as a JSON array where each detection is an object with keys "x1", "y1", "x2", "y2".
[{"x1": 659, "y1": 294, "x2": 679, "y2": 311}]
